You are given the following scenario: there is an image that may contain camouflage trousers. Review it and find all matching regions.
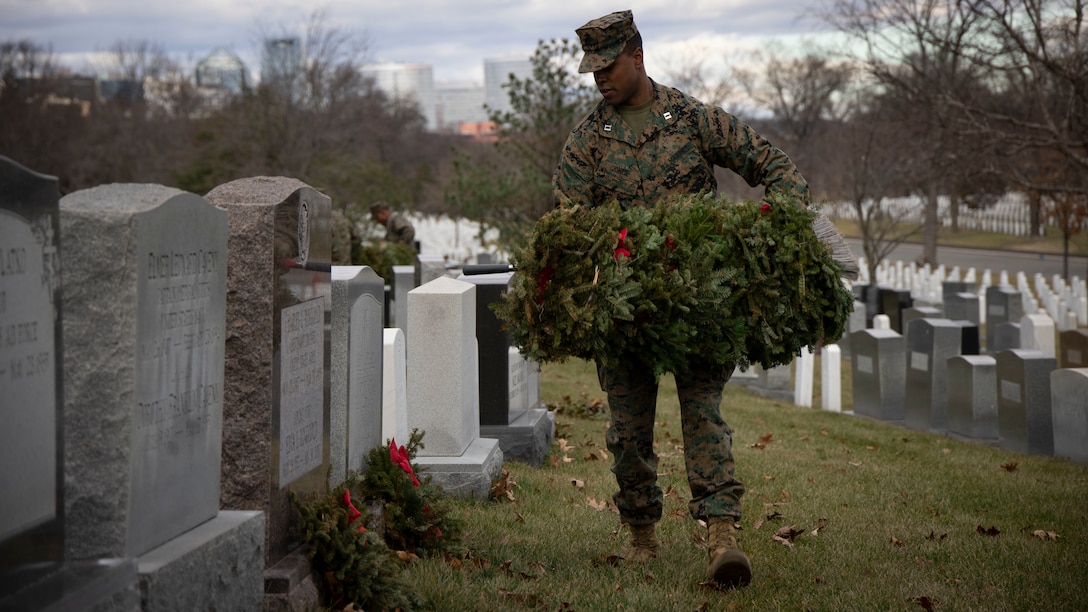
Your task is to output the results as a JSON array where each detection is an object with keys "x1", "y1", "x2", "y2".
[{"x1": 597, "y1": 358, "x2": 745, "y2": 526}]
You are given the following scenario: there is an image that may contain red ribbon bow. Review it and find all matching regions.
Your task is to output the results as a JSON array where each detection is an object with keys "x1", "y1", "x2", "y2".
[
  {"x1": 389, "y1": 438, "x2": 421, "y2": 486},
  {"x1": 342, "y1": 489, "x2": 366, "y2": 532},
  {"x1": 614, "y1": 227, "x2": 630, "y2": 260}
]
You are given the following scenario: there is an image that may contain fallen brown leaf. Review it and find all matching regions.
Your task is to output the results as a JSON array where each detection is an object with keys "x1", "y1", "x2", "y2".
[
  {"x1": 490, "y1": 469, "x2": 517, "y2": 502},
  {"x1": 773, "y1": 525, "x2": 803, "y2": 548},
  {"x1": 557, "y1": 438, "x2": 573, "y2": 452},
  {"x1": 1032, "y1": 529, "x2": 1060, "y2": 541},
  {"x1": 890, "y1": 536, "x2": 905, "y2": 547},
  {"x1": 759, "y1": 432, "x2": 774, "y2": 444},
  {"x1": 1001, "y1": 461, "x2": 1019, "y2": 472},
  {"x1": 925, "y1": 531, "x2": 947, "y2": 542},
  {"x1": 570, "y1": 478, "x2": 585, "y2": 490},
  {"x1": 976, "y1": 525, "x2": 1000, "y2": 537},
  {"x1": 749, "y1": 442, "x2": 766, "y2": 450},
  {"x1": 811, "y1": 517, "x2": 828, "y2": 536}
]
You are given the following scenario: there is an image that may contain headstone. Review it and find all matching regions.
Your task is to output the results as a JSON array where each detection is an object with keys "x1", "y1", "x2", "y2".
[
  {"x1": 902, "y1": 306, "x2": 941, "y2": 335},
  {"x1": 879, "y1": 288, "x2": 913, "y2": 333},
  {"x1": 61, "y1": 183, "x2": 263, "y2": 609},
  {"x1": 1051, "y1": 368, "x2": 1088, "y2": 464},
  {"x1": 205, "y1": 176, "x2": 331, "y2": 604},
  {"x1": 0, "y1": 157, "x2": 139, "y2": 611},
  {"x1": 416, "y1": 254, "x2": 446, "y2": 285},
  {"x1": 392, "y1": 264, "x2": 415, "y2": 332},
  {"x1": 839, "y1": 301, "x2": 866, "y2": 357},
  {"x1": 331, "y1": 266, "x2": 384, "y2": 484},
  {"x1": 458, "y1": 271, "x2": 554, "y2": 465},
  {"x1": 382, "y1": 328, "x2": 409, "y2": 445},
  {"x1": 949, "y1": 320, "x2": 981, "y2": 355},
  {"x1": 821, "y1": 344, "x2": 842, "y2": 412},
  {"x1": 946, "y1": 355, "x2": 998, "y2": 439},
  {"x1": 850, "y1": 328, "x2": 905, "y2": 421},
  {"x1": 944, "y1": 292, "x2": 980, "y2": 324},
  {"x1": 991, "y1": 322, "x2": 1021, "y2": 352},
  {"x1": 995, "y1": 349, "x2": 1056, "y2": 456},
  {"x1": 407, "y1": 277, "x2": 503, "y2": 497},
  {"x1": 985, "y1": 285, "x2": 1023, "y2": 351},
  {"x1": 1059, "y1": 329, "x2": 1088, "y2": 368},
  {"x1": 1020, "y1": 313, "x2": 1056, "y2": 358},
  {"x1": 873, "y1": 314, "x2": 891, "y2": 330},
  {"x1": 743, "y1": 363, "x2": 794, "y2": 402},
  {"x1": 794, "y1": 347, "x2": 814, "y2": 408},
  {"x1": 904, "y1": 318, "x2": 962, "y2": 431},
  {"x1": 942, "y1": 280, "x2": 974, "y2": 300}
]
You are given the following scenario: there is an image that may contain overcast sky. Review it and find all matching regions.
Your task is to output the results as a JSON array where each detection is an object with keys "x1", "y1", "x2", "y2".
[{"x1": 0, "y1": 1, "x2": 844, "y2": 85}]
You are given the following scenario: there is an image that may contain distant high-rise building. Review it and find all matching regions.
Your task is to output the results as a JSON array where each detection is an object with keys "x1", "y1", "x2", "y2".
[
  {"x1": 436, "y1": 84, "x2": 487, "y2": 132},
  {"x1": 484, "y1": 57, "x2": 532, "y2": 115},
  {"x1": 195, "y1": 47, "x2": 249, "y2": 95},
  {"x1": 361, "y1": 62, "x2": 437, "y2": 131},
  {"x1": 262, "y1": 37, "x2": 302, "y2": 86}
]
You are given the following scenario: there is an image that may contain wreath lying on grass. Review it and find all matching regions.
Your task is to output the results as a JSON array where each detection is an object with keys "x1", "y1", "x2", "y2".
[{"x1": 492, "y1": 193, "x2": 854, "y2": 379}]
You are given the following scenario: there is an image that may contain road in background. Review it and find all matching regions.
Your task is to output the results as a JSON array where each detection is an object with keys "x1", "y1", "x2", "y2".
[{"x1": 844, "y1": 238, "x2": 1088, "y2": 281}]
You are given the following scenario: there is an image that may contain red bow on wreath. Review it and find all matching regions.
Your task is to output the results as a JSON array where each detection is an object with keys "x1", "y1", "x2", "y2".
[
  {"x1": 389, "y1": 438, "x2": 421, "y2": 486},
  {"x1": 614, "y1": 228, "x2": 630, "y2": 260}
]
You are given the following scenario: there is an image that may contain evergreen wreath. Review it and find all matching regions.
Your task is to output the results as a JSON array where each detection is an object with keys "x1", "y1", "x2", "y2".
[
  {"x1": 290, "y1": 430, "x2": 461, "y2": 610},
  {"x1": 492, "y1": 193, "x2": 854, "y2": 378}
]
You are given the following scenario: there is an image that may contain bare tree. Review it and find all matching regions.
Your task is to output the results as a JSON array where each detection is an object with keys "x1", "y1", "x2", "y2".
[{"x1": 657, "y1": 44, "x2": 741, "y2": 109}]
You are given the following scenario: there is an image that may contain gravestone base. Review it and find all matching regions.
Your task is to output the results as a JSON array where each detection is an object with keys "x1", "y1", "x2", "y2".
[
  {"x1": 480, "y1": 409, "x2": 555, "y2": 467},
  {"x1": 0, "y1": 558, "x2": 139, "y2": 612},
  {"x1": 263, "y1": 547, "x2": 321, "y2": 612},
  {"x1": 414, "y1": 438, "x2": 504, "y2": 499},
  {"x1": 734, "y1": 364, "x2": 794, "y2": 402},
  {"x1": 137, "y1": 511, "x2": 264, "y2": 612}
]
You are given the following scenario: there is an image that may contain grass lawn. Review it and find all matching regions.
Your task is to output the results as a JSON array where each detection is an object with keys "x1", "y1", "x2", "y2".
[
  {"x1": 831, "y1": 219, "x2": 1088, "y2": 258},
  {"x1": 403, "y1": 358, "x2": 1088, "y2": 611}
]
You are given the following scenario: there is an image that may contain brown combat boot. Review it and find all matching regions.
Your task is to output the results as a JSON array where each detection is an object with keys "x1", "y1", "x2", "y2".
[
  {"x1": 624, "y1": 523, "x2": 660, "y2": 563},
  {"x1": 706, "y1": 517, "x2": 751, "y2": 588}
]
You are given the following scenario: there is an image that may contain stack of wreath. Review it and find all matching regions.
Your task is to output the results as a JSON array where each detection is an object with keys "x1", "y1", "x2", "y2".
[{"x1": 491, "y1": 193, "x2": 854, "y2": 379}]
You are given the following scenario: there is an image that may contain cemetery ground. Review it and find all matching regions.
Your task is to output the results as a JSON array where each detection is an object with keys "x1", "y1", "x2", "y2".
[{"x1": 400, "y1": 358, "x2": 1088, "y2": 611}]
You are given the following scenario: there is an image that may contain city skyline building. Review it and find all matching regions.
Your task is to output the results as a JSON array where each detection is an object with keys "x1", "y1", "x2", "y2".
[
  {"x1": 361, "y1": 62, "x2": 437, "y2": 131},
  {"x1": 196, "y1": 47, "x2": 250, "y2": 95},
  {"x1": 483, "y1": 57, "x2": 532, "y2": 116}
]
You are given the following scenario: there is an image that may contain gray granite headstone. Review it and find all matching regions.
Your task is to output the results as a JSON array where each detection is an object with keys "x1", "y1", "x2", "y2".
[
  {"x1": 331, "y1": 266, "x2": 384, "y2": 484},
  {"x1": 985, "y1": 285, "x2": 1023, "y2": 351},
  {"x1": 902, "y1": 306, "x2": 942, "y2": 336},
  {"x1": 850, "y1": 328, "x2": 905, "y2": 421},
  {"x1": 839, "y1": 300, "x2": 866, "y2": 358},
  {"x1": 0, "y1": 157, "x2": 67, "y2": 600},
  {"x1": 1051, "y1": 368, "x2": 1088, "y2": 464},
  {"x1": 946, "y1": 355, "x2": 998, "y2": 439},
  {"x1": 904, "y1": 318, "x2": 962, "y2": 431},
  {"x1": 61, "y1": 184, "x2": 226, "y2": 559},
  {"x1": 205, "y1": 177, "x2": 331, "y2": 572},
  {"x1": 991, "y1": 322, "x2": 1021, "y2": 352},
  {"x1": 995, "y1": 349, "x2": 1056, "y2": 456},
  {"x1": 944, "y1": 292, "x2": 980, "y2": 324},
  {"x1": 1059, "y1": 329, "x2": 1088, "y2": 368},
  {"x1": 942, "y1": 280, "x2": 974, "y2": 299},
  {"x1": 392, "y1": 264, "x2": 415, "y2": 333}
]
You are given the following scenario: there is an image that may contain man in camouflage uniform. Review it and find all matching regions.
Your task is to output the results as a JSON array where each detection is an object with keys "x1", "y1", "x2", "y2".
[
  {"x1": 553, "y1": 9, "x2": 811, "y2": 589},
  {"x1": 369, "y1": 201, "x2": 416, "y2": 247}
]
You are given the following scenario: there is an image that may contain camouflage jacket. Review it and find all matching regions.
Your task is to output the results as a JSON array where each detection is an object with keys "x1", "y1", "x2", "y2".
[
  {"x1": 553, "y1": 80, "x2": 809, "y2": 209},
  {"x1": 385, "y1": 211, "x2": 416, "y2": 245}
]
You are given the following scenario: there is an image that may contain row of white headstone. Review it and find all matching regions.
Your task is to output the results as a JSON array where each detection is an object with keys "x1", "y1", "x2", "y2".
[
  {"x1": 856, "y1": 257, "x2": 1088, "y2": 329},
  {"x1": 820, "y1": 192, "x2": 1048, "y2": 237}
]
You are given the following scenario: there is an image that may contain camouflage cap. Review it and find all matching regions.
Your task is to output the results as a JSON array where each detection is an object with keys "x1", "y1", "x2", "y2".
[{"x1": 575, "y1": 10, "x2": 638, "y2": 73}]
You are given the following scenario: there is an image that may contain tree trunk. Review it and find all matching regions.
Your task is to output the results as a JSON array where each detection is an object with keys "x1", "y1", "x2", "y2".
[{"x1": 923, "y1": 182, "x2": 939, "y2": 265}]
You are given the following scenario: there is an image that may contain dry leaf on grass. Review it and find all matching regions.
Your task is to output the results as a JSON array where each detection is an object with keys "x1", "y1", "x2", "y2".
[
  {"x1": 890, "y1": 536, "x2": 905, "y2": 548},
  {"x1": 490, "y1": 469, "x2": 517, "y2": 502},
  {"x1": 976, "y1": 525, "x2": 1001, "y2": 537},
  {"x1": 811, "y1": 517, "x2": 828, "y2": 536},
  {"x1": 570, "y1": 478, "x2": 584, "y2": 490},
  {"x1": 773, "y1": 525, "x2": 804, "y2": 548},
  {"x1": 1032, "y1": 529, "x2": 1060, "y2": 541},
  {"x1": 1001, "y1": 461, "x2": 1019, "y2": 472}
]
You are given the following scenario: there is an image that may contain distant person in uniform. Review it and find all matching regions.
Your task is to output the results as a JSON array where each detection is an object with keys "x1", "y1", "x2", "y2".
[{"x1": 369, "y1": 201, "x2": 416, "y2": 247}]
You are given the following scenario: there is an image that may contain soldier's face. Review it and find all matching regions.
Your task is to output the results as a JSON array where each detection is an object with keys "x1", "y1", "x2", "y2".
[{"x1": 594, "y1": 48, "x2": 643, "y2": 107}]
